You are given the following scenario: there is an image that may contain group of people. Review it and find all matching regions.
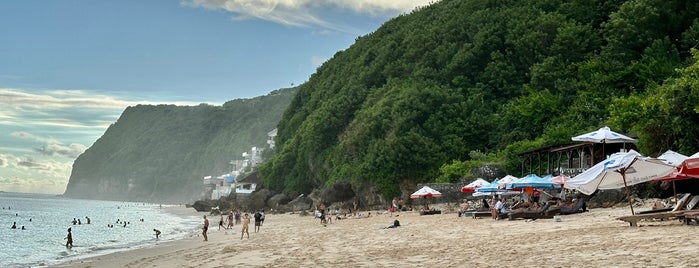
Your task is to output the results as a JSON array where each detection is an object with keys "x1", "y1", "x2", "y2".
[
  {"x1": 71, "y1": 216, "x2": 91, "y2": 225},
  {"x1": 10, "y1": 221, "x2": 26, "y2": 230},
  {"x1": 202, "y1": 209, "x2": 264, "y2": 241},
  {"x1": 218, "y1": 210, "x2": 244, "y2": 230}
]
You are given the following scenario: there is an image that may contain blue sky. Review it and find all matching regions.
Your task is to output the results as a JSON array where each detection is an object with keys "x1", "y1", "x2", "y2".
[{"x1": 0, "y1": 0, "x2": 433, "y2": 194}]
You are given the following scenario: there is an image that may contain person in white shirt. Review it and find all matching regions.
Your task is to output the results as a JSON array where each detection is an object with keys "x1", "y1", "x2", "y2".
[{"x1": 492, "y1": 197, "x2": 503, "y2": 220}]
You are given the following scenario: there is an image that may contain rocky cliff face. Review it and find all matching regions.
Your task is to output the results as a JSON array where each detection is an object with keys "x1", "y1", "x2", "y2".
[{"x1": 63, "y1": 88, "x2": 296, "y2": 203}]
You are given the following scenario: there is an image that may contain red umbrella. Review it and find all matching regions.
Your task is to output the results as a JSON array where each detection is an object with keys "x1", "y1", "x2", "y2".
[
  {"x1": 658, "y1": 152, "x2": 699, "y2": 202},
  {"x1": 661, "y1": 153, "x2": 699, "y2": 181},
  {"x1": 461, "y1": 178, "x2": 490, "y2": 193}
]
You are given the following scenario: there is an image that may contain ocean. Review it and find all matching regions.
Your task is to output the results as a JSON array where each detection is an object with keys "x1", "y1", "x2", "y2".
[{"x1": 0, "y1": 192, "x2": 201, "y2": 267}]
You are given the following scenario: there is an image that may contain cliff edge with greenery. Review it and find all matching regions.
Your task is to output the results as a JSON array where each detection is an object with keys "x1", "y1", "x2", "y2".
[
  {"x1": 63, "y1": 88, "x2": 296, "y2": 203},
  {"x1": 260, "y1": 0, "x2": 699, "y2": 198}
]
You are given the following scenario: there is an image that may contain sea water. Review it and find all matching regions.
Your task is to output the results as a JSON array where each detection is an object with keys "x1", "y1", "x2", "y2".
[{"x1": 0, "y1": 192, "x2": 201, "y2": 267}]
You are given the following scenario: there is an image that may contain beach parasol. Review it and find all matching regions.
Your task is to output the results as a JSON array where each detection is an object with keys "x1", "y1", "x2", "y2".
[
  {"x1": 410, "y1": 186, "x2": 442, "y2": 199},
  {"x1": 564, "y1": 150, "x2": 675, "y2": 215},
  {"x1": 571, "y1": 126, "x2": 637, "y2": 158},
  {"x1": 411, "y1": 186, "x2": 442, "y2": 211},
  {"x1": 658, "y1": 151, "x2": 698, "y2": 202},
  {"x1": 549, "y1": 174, "x2": 572, "y2": 185},
  {"x1": 461, "y1": 178, "x2": 490, "y2": 193},
  {"x1": 497, "y1": 175, "x2": 519, "y2": 189},
  {"x1": 510, "y1": 174, "x2": 559, "y2": 189}
]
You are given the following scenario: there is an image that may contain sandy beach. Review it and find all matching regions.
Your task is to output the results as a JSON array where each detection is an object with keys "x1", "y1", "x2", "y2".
[{"x1": 52, "y1": 204, "x2": 698, "y2": 268}]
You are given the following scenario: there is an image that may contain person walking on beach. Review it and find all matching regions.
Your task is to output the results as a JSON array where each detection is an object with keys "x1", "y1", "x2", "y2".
[
  {"x1": 241, "y1": 213, "x2": 250, "y2": 239},
  {"x1": 227, "y1": 212, "x2": 234, "y2": 229},
  {"x1": 253, "y1": 210, "x2": 262, "y2": 233},
  {"x1": 260, "y1": 210, "x2": 265, "y2": 226},
  {"x1": 202, "y1": 215, "x2": 209, "y2": 241},
  {"x1": 154, "y1": 229, "x2": 161, "y2": 239},
  {"x1": 218, "y1": 214, "x2": 225, "y2": 230},
  {"x1": 65, "y1": 228, "x2": 73, "y2": 248}
]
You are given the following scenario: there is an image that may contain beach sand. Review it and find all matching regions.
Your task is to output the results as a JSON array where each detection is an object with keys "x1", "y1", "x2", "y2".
[{"x1": 52, "y1": 205, "x2": 698, "y2": 267}]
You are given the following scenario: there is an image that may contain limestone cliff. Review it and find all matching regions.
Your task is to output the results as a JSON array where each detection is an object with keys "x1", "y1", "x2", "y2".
[{"x1": 63, "y1": 88, "x2": 296, "y2": 203}]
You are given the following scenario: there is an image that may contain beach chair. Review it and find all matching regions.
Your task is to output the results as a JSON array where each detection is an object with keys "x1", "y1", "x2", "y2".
[
  {"x1": 618, "y1": 209, "x2": 699, "y2": 227},
  {"x1": 507, "y1": 203, "x2": 556, "y2": 220},
  {"x1": 559, "y1": 198, "x2": 585, "y2": 215},
  {"x1": 684, "y1": 195, "x2": 699, "y2": 210},
  {"x1": 617, "y1": 195, "x2": 697, "y2": 226},
  {"x1": 636, "y1": 194, "x2": 690, "y2": 215}
]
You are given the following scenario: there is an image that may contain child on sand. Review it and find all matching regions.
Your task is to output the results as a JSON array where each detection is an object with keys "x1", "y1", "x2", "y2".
[{"x1": 241, "y1": 213, "x2": 250, "y2": 239}]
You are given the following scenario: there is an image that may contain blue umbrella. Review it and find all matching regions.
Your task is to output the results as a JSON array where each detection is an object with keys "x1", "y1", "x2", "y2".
[
  {"x1": 475, "y1": 180, "x2": 502, "y2": 193},
  {"x1": 510, "y1": 174, "x2": 559, "y2": 189}
]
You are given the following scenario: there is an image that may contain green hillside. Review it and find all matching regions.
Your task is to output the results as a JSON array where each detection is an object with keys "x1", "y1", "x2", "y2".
[
  {"x1": 260, "y1": 0, "x2": 699, "y2": 198},
  {"x1": 63, "y1": 88, "x2": 296, "y2": 203}
]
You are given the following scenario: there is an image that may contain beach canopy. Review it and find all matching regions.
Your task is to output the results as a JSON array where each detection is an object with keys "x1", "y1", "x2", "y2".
[
  {"x1": 564, "y1": 150, "x2": 675, "y2": 214},
  {"x1": 476, "y1": 180, "x2": 502, "y2": 193},
  {"x1": 410, "y1": 186, "x2": 442, "y2": 199},
  {"x1": 549, "y1": 174, "x2": 572, "y2": 185},
  {"x1": 659, "y1": 151, "x2": 699, "y2": 181},
  {"x1": 473, "y1": 190, "x2": 521, "y2": 197},
  {"x1": 461, "y1": 178, "x2": 490, "y2": 193},
  {"x1": 510, "y1": 174, "x2": 559, "y2": 189},
  {"x1": 497, "y1": 175, "x2": 519, "y2": 188},
  {"x1": 657, "y1": 150, "x2": 688, "y2": 167},
  {"x1": 656, "y1": 150, "x2": 696, "y2": 203},
  {"x1": 571, "y1": 126, "x2": 637, "y2": 144}
]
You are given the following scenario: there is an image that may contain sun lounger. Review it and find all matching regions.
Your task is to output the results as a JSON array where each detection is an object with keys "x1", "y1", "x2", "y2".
[
  {"x1": 462, "y1": 210, "x2": 491, "y2": 219},
  {"x1": 507, "y1": 203, "x2": 557, "y2": 220},
  {"x1": 420, "y1": 210, "x2": 442, "y2": 215},
  {"x1": 685, "y1": 196, "x2": 699, "y2": 210},
  {"x1": 559, "y1": 198, "x2": 585, "y2": 215},
  {"x1": 617, "y1": 209, "x2": 699, "y2": 227},
  {"x1": 635, "y1": 194, "x2": 692, "y2": 215},
  {"x1": 683, "y1": 211, "x2": 699, "y2": 225}
]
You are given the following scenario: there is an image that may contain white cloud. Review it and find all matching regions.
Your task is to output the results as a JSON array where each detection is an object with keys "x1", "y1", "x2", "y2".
[
  {"x1": 0, "y1": 175, "x2": 68, "y2": 194},
  {"x1": 183, "y1": 0, "x2": 435, "y2": 31},
  {"x1": 0, "y1": 88, "x2": 196, "y2": 110},
  {"x1": 0, "y1": 87, "x2": 207, "y2": 195},
  {"x1": 12, "y1": 131, "x2": 87, "y2": 158}
]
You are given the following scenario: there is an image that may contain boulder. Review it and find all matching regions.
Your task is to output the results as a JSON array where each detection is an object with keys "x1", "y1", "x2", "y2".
[
  {"x1": 267, "y1": 193, "x2": 291, "y2": 210},
  {"x1": 587, "y1": 189, "x2": 628, "y2": 208},
  {"x1": 191, "y1": 199, "x2": 217, "y2": 212},
  {"x1": 470, "y1": 165, "x2": 507, "y2": 181},
  {"x1": 287, "y1": 194, "x2": 313, "y2": 211}
]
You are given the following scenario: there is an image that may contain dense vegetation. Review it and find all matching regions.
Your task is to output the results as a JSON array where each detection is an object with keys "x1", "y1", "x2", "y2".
[
  {"x1": 261, "y1": 0, "x2": 699, "y2": 198},
  {"x1": 63, "y1": 88, "x2": 296, "y2": 203}
]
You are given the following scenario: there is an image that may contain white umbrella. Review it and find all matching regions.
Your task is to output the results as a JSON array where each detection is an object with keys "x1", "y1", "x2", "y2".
[
  {"x1": 572, "y1": 126, "x2": 637, "y2": 159},
  {"x1": 571, "y1": 126, "x2": 637, "y2": 143},
  {"x1": 657, "y1": 150, "x2": 691, "y2": 202},
  {"x1": 410, "y1": 186, "x2": 442, "y2": 199},
  {"x1": 564, "y1": 150, "x2": 675, "y2": 214},
  {"x1": 411, "y1": 186, "x2": 442, "y2": 211},
  {"x1": 497, "y1": 175, "x2": 519, "y2": 189},
  {"x1": 461, "y1": 178, "x2": 490, "y2": 193},
  {"x1": 657, "y1": 150, "x2": 688, "y2": 166}
]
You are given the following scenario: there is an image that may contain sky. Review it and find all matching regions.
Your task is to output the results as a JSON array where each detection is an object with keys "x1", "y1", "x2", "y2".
[{"x1": 0, "y1": 0, "x2": 434, "y2": 194}]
